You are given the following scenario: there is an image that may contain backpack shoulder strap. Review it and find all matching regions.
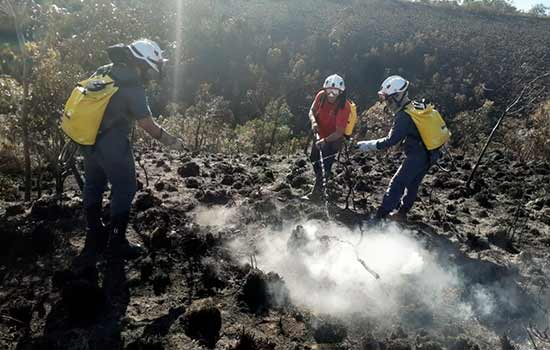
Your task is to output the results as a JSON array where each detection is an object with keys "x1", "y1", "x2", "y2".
[
  {"x1": 75, "y1": 66, "x2": 116, "y2": 92},
  {"x1": 88, "y1": 64, "x2": 114, "y2": 80},
  {"x1": 410, "y1": 100, "x2": 426, "y2": 110}
]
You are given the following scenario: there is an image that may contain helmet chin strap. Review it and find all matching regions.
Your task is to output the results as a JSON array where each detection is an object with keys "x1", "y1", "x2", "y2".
[
  {"x1": 388, "y1": 92, "x2": 408, "y2": 112},
  {"x1": 136, "y1": 63, "x2": 162, "y2": 83}
]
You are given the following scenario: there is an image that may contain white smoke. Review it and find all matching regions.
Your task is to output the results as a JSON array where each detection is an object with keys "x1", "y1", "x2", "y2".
[
  {"x1": 230, "y1": 220, "x2": 475, "y2": 324},
  {"x1": 472, "y1": 287, "x2": 497, "y2": 317},
  {"x1": 193, "y1": 205, "x2": 238, "y2": 228},
  {"x1": 224, "y1": 213, "x2": 546, "y2": 348}
]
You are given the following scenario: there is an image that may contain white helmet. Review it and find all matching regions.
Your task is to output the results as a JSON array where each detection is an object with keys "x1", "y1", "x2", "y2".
[
  {"x1": 127, "y1": 39, "x2": 168, "y2": 73},
  {"x1": 378, "y1": 75, "x2": 409, "y2": 100},
  {"x1": 323, "y1": 74, "x2": 346, "y2": 91}
]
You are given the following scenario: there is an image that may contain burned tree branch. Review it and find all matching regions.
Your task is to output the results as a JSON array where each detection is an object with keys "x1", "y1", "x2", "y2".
[
  {"x1": 526, "y1": 328, "x2": 539, "y2": 350},
  {"x1": 0, "y1": 314, "x2": 25, "y2": 325},
  {"x1": 136, "y1": 154, "x2": 149, "y2": 188},
  {"x1": 530, "y1": 324, "x2": 550, "y2": 342},
  {"x1": 466, "y1": 72, "x2": 550, "y2": 189}
]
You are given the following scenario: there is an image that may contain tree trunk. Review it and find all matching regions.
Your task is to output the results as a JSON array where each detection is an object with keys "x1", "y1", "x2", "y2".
[
  {"x1": 268, "y1": 118, "x2": 279, "y2": 155},
  {"x1": 55, "y1": 164, "x2": 63, "y2": 198},
  {"x1": 36, "y1": 160, "x2": 42, "y2": 199},
  {"x1": 22, "y1": 81, "x2": 31, "y2": 201},
  {"x1": 13, "y1": 9, "x2": 32, "y2": 201},
  {"x1": 303, "y1": 134, "x2": 312, "y2": 157},
  {"x1": 54, "y1": 131, "x2": 65, "y2": 198},
  {"x1": 194, "y1": 116, "x2": 202, "y2": 151}
]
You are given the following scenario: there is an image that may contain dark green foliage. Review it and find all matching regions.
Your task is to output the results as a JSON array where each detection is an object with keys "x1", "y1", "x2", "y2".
[{"x1": 2, "y1": 0, "x2": 550, "y2": 160}]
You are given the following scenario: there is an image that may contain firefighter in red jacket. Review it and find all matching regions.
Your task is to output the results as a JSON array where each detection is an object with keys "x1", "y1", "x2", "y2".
[{"x1": 304, "y1": 74, "x2": 351, "y2": 201}]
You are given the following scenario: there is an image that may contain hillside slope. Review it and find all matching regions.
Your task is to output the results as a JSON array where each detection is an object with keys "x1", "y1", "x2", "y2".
[{"x1": 1, "y1": 146, "x2": 549, "y2": 349}]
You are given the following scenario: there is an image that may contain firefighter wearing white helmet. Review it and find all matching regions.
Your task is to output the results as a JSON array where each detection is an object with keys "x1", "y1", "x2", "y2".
[
  {"x1": 323, "y1": 74, "x2": 346, "y2": 92},
  {"x1": 75, "y1": 39, "x2": 185, "y2": 266},
  {"x1": 356, "y1": 75, "x2": 441, "y2": 222},
  {"x1": 127, "y1": 39, "x2": 169, "y2": 73},
  {"x1": 378, "y1": 75, "x2": 409, "y2": 99},
  {"x1": 303, "y1": 74, "x2": 352, "y2": 202}
]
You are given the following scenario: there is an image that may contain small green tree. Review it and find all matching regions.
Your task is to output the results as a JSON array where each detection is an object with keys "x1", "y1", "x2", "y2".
[
  {"x1": 235, "y1": 97, "x2": 294, "y2": 155},
  {"x1": 0, "y1": 77, "x2": 23, "y2": 175},
  {"x1": 462, "y1": 0, "x2": 517, "y2": 14},
  {"x1": 265, "y1": 98, "x2": 294, "y2": 155},
  {"x1": 184, "y1": 84, "x2": 233, "y2": 152},
  {"x1": 529, "y1": 3, "x2": 549, "y2": 17}
]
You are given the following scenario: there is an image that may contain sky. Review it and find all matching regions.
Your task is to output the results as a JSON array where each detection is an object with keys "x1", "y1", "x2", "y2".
[{"x1": 512, "y1": 0, "x2": 550, "y2": 11}]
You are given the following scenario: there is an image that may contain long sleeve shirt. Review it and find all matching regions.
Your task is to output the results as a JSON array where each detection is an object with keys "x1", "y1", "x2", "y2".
[{"x1": 375, "y1": 109, "x2": 426, "y2": 156}]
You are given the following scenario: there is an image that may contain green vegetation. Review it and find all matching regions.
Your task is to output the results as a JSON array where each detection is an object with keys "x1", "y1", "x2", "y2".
[{"x1": 1, "y1": 0, "x2": 550, "y2": 199}]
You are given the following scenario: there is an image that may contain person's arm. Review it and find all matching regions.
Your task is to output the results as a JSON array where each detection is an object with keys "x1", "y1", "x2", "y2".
[
  {"x1": 137, "y1": 117, "x2": 185, "y2": 150},
  {"x1": 127, "y1": 87, "x2": 185, "y2": 151},
  {"x1": 373, "y1": 111, "x2": 409, "y2": 150},
  {"x1": 137, "y1": 116, "x2": 163, "y2": 139},
  {"x1": 321, "y1": 127, "x2": 345, "y2": 143},
  {"x1": 309, "y1": 91, "x2": 324, "y2": 134},
  {"x1": 309, "y1": 104, "x2": 319, "y2": 134},
  {"x1": 309, "y1": 106, "x2": 318, "y2": 133}
]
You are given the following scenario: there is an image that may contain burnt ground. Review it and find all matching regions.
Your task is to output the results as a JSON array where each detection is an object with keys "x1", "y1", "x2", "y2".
[{"x1": 1, "y1": 144, "x2": 550, "y2": 350}]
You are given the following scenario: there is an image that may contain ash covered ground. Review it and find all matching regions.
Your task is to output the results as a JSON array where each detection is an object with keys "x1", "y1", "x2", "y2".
[{"x1": 1, "y1": 145, "x2": 550, "y2": 350}]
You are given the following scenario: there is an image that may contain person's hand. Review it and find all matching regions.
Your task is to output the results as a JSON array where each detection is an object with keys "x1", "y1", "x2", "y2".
[
  {"x1": 170, "y1": 138, "x2": 186, "y2": 152},
  {"x1": 159, "y1": 130, "x2": 186, "y2": 152},
  {"x1": 357, "y1": 140, "x2": 378, "y2": 152},
  {"x1": 311, "y1": 122, "x2": 319, "y2": 134},
  {"x1": 315, "y1": 138, "x2": 326, "y2": 148}
]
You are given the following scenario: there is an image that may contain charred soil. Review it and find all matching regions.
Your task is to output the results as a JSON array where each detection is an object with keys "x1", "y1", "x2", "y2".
[{"x1": 1, "y1": 146, "x2": 549, "y2": 350}]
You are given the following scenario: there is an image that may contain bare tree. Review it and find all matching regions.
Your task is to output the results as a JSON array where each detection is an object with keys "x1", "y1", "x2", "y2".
[{"x1": 466, "y1": 72, "x2": 550, "y2": 189}]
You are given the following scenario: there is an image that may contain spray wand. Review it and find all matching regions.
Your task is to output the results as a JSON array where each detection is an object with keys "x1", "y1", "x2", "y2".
[
  {"x1": 314, "y1": 132, "x2": 331, "y2": 219},
  {"x1": 312, "y1": 131, "x2": 381, "y2": 281}
]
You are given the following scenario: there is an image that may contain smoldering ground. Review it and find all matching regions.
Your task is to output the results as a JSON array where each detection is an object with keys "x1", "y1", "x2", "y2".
[
  {"x1": 194, "y1": 205, "x2": 238, "y2": 228},
  {"x1": 227, "y1": 221, "x2": 538, "y2": 339},
  {"x1": 4, "y1": 145, "x2": 550, "y2": 349},
  {"x1": 193, "y1": 205, "x2": 545, "y2": 345},
  {"x1": 232, "y1": 221, "x2": 471, "y2": 324}
]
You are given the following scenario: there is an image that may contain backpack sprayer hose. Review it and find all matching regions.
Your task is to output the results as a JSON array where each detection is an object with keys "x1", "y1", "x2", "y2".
[
  {"x1": 58, "y1": 140, "x2": 78, "y2": 170},
  {"x1": 315, "y1": 133, "x2": 331, "y2": 219},
  {"x1": 309, "y1": 135, "x2": 384, "y2": 285},
  {"x1": 57, "y1": 140, "x2": 84, "y2": 191}
]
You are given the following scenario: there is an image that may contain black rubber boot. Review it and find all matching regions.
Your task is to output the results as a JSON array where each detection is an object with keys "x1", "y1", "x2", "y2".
[
  {"x1": 302, "y1": 178, "x2": 323, "y2": 202},
  {"x1": 326, "y1": 178, "x2": 339, "y2": 201},
  {"x1": 374, "y1": 207, "x2": 390, "y2": 220},
  {"x1": 73, "y1": 205, "x2": 107, "y2": 269},
  {"x1": 388, "y1": 210, "x2": 408, "y2": 223},
  {"x1": 108, "y1": 212, "x2": 144, "y2": 260},
  {"x1": 84, "y1": 204, "x2": 108, "y2": 254}
]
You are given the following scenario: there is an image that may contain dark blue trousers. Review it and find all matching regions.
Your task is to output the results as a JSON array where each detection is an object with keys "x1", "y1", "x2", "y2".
[
  {"x1": 379, "y1": 150, "x2": 438, "y2": 216},
  {"x1": 310, "y1": 141, "x2": 340, "y2": 184},
  {"x1": 82, "y1": 130, "x2": 137, "y2": 217}
]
